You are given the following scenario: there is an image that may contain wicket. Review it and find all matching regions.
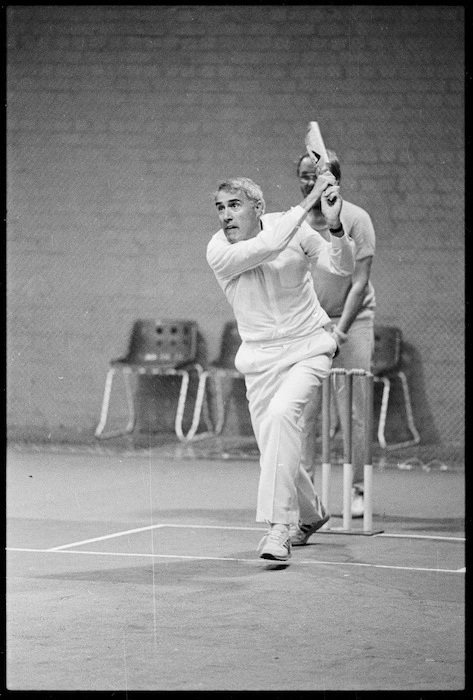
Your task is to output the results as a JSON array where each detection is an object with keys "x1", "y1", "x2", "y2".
[{"x1": 319, "y1": 368, "x2": 383, "y2": 535}]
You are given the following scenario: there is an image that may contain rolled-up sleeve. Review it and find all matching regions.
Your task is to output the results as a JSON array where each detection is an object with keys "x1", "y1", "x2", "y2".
[{"x1": 299, "y1": 221, "x2": 355, "y2": 276}]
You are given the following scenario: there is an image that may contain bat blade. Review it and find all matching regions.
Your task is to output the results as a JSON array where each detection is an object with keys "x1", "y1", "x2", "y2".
[{"x1": 305, "y1": 121, "x2": 329, "y2": 169}]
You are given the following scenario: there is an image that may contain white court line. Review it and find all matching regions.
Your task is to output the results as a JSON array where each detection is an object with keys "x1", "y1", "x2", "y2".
[
  {"x1": 46, "y1": 523, "x2": 266, "y2": 551},
  {"x1": 5, "y1": 547, "x2": 465, "y2": 574},
  {"x1": 375, "y1": 533, "x2": 465, "y2": 542},
  {"x1": 47, "y1": 523, "x2": 464, "y2": 551},
  {"x1": 46, "y1": 523, "x2": 169, "y2": 551}
]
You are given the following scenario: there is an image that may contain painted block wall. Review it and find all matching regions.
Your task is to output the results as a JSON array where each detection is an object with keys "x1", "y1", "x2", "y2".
[{"x1": 7, "y1": 5, "x2": 464, "y2": 446}]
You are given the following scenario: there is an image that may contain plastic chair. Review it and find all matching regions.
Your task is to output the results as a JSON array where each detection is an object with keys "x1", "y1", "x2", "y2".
[
  {"x1": 190, "y1": 321, "x2": 244, "y2": 435},
  {"x1": 372, "y1": 324, "x2": 421, "y2": 450},
  {"x1": 95, "y1": 319, "x2": 211, "y2": 442}
]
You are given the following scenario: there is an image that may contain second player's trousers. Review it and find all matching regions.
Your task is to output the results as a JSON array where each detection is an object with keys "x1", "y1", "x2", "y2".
[
  {"x1": 235, "y1": 329, "x2": 337, "y2": 524},
  {"x1": 301, "y1": 316, "x2": 374, "y2": 484}
]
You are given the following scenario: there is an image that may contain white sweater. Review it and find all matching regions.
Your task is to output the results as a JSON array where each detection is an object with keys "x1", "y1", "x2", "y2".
[{"x1": 206, "y1": 205, "x2": 355, "y2": 343}]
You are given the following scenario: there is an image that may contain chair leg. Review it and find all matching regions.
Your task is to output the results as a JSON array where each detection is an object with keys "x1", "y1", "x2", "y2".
[
  {"x1": 95, "y1": 368, "x2": 116, "y2": 437},
  {"x1": 211, "y1": 373, "x2": 227, "y2": 435},
  {"x1": 177, "y1": 369, "x2": 214, "y2": 442},
  {"x1": 375, "y1": 376, "x2": 390, "y2": 449},
  {"x1": 375, "y1": 373, "x2": 421, "y2": 451},
  {"x1": 95, "y1": 368, "x2": 136, "y2": 439},
  {"x1": 122, "y1": 370, "x2": 136, "y2": 434},
  {"x1": 200, "y1": 379, "x2": 214, "y2": 433},
  {"x1": 174, "y1": 371, "x2": 191, "y2": 442},
  {"x1": 383, "y1": 371, "x2": 421, "y2": 450}
]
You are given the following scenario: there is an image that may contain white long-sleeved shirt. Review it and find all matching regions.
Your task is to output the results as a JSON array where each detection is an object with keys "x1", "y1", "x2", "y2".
[{"x1": 206, "y1": 205, "x2": 355, "y2": 343}]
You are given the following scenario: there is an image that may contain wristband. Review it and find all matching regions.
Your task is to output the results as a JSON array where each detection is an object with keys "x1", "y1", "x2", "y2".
[{"x1": 329, "y1": 223, "x2": 343, "y2": 234}]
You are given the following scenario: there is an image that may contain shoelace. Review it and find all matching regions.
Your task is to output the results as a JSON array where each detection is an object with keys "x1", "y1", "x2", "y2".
[{"x1": 258, "y1": 526, "x2": 289, "y2": 551}]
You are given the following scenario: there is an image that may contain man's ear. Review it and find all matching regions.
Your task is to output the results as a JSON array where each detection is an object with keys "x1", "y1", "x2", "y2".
[{"x1": 255, "y1": 200, "x2": 263, "y2": 215}]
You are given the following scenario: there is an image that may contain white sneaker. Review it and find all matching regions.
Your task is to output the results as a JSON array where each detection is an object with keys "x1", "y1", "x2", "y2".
[
  {"x1": 351, "y1": 486, "x2": 364, "y2": 518},
  {"x1": 258, "y1": 524, "x2": 291, "y2": 561}
]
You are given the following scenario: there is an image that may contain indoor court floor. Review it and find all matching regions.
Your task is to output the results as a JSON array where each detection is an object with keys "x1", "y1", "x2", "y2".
[{"x1": 6, "y1": 443, "x2": 465, "y2": 691}]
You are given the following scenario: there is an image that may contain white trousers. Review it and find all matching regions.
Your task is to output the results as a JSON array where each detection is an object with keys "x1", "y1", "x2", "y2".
[{"x1": 235, "y1": 329, "x2": 337, "y2": 524}]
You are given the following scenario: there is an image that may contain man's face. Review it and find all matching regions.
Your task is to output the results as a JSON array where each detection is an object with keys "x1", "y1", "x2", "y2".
[
  {"x1": 215, "y1": 189, "x2": 262, "y2": 244},
  {"x1": 298, "y1": 155, "x2": 320, "y2": 199},
  {"x1": 298, "y1": 156, "x2": 337, "y2": 210}
]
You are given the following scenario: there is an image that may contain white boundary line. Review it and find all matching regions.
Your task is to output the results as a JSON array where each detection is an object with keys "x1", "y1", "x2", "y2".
[
  {"x1": 46, "y1": 523, "x2": 169, "y2": 550},
  {"x1": 5, "y1": 547, "x2": 465, "y2": 574},
  {"x1": 46, "y1": 523, "x2": 267, "y2": 551},
  {"x1": 375, "y1": 533, "x2": 465, "y2": 542},
  {"x1": 45, "y1": 523, "x2": 465, "y2": 552}
]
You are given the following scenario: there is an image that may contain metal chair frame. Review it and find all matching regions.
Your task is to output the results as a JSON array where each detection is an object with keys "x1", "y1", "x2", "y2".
[
  {"x1": 206, "y1": 367, "x2": 245, "y2": 435},
  {"x1": 187, "y1": 321, "x2": 421, "y2": 450},
  {"x1": 372, "y1": 325, "x2": 421, "y2": 451},
  {"x1": 95, "y1": 363, "x2": 213, "y2": 442},
  {"x1": 192, "y1": 321, "x2": 245, "y2": 435},
  {"x1": 373, "y1": 371, "x2": 420, "y2": 450},
  {"x1": 95, "y1": 319, "x2": 213, "y2": 442}
]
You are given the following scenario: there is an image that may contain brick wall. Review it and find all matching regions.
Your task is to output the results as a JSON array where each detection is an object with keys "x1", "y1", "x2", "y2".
[{"x1": 7, "y1": 5, "x2": 464, "y2": 446}]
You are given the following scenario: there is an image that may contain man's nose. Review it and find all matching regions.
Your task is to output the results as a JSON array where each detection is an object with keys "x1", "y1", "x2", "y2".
[{"x1": 223, "y1": 208, "x2": 233, "y2": 221}]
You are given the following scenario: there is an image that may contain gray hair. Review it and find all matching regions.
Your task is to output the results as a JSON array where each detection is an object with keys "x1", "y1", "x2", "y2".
[{"x1": 214, "y1": 177, "x2": 266, "y2": 214}]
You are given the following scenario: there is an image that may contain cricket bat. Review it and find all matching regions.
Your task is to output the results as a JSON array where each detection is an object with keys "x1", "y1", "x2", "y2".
[
  {"x1": 305, "y1": 121, "x2": 329, "y2": 169},
  {"x1": 305, "y1": 121, "x2": 337, "y2": 203}
]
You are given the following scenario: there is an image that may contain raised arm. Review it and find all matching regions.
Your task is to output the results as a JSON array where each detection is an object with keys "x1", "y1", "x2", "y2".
[
  {"x1": 207, "y1": 173, "x2": 337, "y2": 279},
  {"x1": 300, "y1": 183, "x2": 355, "y2": 276}
]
